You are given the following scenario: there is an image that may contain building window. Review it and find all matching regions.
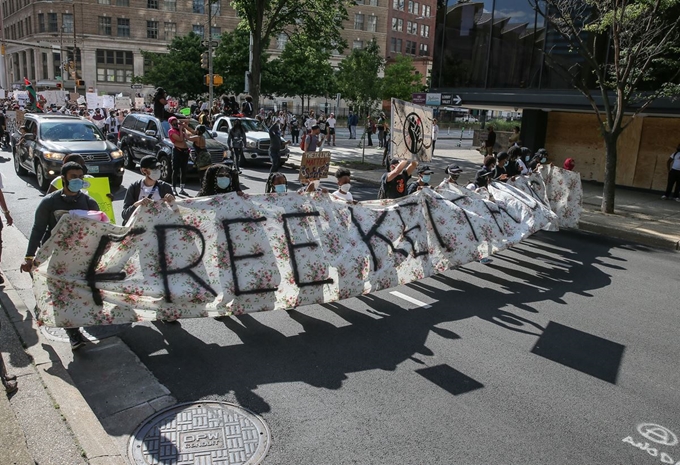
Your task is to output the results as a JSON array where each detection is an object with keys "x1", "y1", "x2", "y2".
[
  {"x1": 407, "y1": 21, "x2": 414, "y2": 34},
  {"x1": 98, "y1": 17, "x2": 112, "y2": 35},
  {"x1": 390, "y1": 37, "x2": 402, "y2": 53},
  {"x1": 405, "y1": 40, "x2": 416, "y2": 55},
  {"x1": 277, "y1": 33, "x2": 287, "y2": 50},
  {"x1": 367, "y1": 15, "x2": 377, "y2": 32},
  {"x1": 421, "y1": 4, "x2": 430, "y2": 17},
  {"x1": 62, "y1": 14, "x2": 73, "y2": 34},
  {"x1": 42, "y1": 52, "x2": 48, "y2": 80},
  {"x1": 397, "y1": 18, "x2": 403, "y2": 31},
  {"x1": 98, "y1": 0, "x2": 111, "y2": 4},
  {"x1": 47, "y1": 13, "x2": 58, "y2": 32},
  {"x1": 414, "y1": 2, "x2": 419, "y2": 15},
  {"x1": 164, "y1": 22, "x2": 176, "y2": 40},
  {"x1": 193, "y1": 0, "x2": 204, "y2": 13},
  {"x1": 407, "y1": 0, "x2": 414, "y2": 13},
  {"x1": 164, "y1": 0, "x2": 176, "y2": 10},
  {"x1": 354, "y1": 13, "x2": 364, "y2": 31},
  {"x1": 353, "y1": 40, "x2": 364, "y2": 49},
  {"x1": 364, "y1": 0, "x2": 378, "y2": 5},
  {"x1": 27, "y1": 17, "x2": 32, "y2": 35},
  {"x1": 117, "y1": 18, "x2": 130, "y2": 37},
  {"x1": 96, "y1": 49, "x2": 134, "y2": 83},
  {"x1": 392, "y1": 0, "x2": 404, "y2": 10},
  {"x1": 38, "y1": 13, "x2": 45, "y2": 32},
  {"x1": 147, "y1": 0, "x2": 158, "y2": 9},
  {"x1": 211, "y1": 0, "x2": 220, "y2": 16},
  {"x1": 193, "y1": 24, "x2": 204, "y2": 38},
  {"x1": 420, "y1": 24, "x2": 429, "y2": 37},
  {"x1": 211, "y1": 26, "x2": 221, "y2": 38},
  {"x1": 419, "y1": 43, "x2": 429, "y2": 56},
  {"x1": 147, "y1": 21, "x2": 158, "y2": 39},
  {"x1": 117, "y1": 0, "x2": 129, "y2": 6}
]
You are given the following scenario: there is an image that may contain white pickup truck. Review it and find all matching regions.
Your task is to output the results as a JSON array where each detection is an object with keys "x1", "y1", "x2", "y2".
[{"x1": 211, "y1": 116, "x2": 290, "y2": 166}]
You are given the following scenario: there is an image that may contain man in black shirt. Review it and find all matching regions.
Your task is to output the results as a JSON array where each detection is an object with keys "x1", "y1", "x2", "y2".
[
  {"x1": 492, "y1": 152, "x2": 509, "y2": 181},
  {"x1": 153, "y1": 87, "x2": 173, "y2": 121},
  {"x1": 484, "y1": 125, "x2": 496, "y2": 156},
  {"x1": 380, "y1": 158, "x2": 418, "y2": 199},
  {"x1": 21, "y1": 162, "x2": 99, "y2": 351},
  {"x1": 241, "y1": 96, "x2": 254, "y2": 117},
  {"x1": 268, "y1": 121, "x2": 289, "y2": 174}
]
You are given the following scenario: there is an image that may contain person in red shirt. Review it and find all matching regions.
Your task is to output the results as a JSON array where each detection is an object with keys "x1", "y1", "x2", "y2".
[{"x1": 168, "y1": 116, "x2": 194, "y2": 196}]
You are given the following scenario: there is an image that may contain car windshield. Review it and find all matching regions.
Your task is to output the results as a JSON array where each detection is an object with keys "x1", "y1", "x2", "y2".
[
  {"x1": 40, "y1": 122, "x2": 105, "y2": 142},
  {"x1": 229, "y1": 118, "x2": 266, "y2": 132},
  {"x1": 160, "y1": 119, "x2": 215, "y2": 139}
]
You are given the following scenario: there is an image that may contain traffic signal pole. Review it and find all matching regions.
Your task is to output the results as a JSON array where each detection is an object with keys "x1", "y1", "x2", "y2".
[{"x1": 207, "y1": 0, "x2": 213, "y2": 111}]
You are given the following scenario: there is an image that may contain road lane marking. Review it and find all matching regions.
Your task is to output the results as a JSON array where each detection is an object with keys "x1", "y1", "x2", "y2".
[{"x1": 389, "y1": 291, "x2": 432, "y2": 309}]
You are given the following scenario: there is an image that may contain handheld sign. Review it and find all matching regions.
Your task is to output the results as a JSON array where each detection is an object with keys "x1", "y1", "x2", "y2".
[
  {"x1": 52, "y1": 177, "x2": 116, "y2": 224},
  {"x1": 299, "y1": 151, "x2": 331, "y2": 184}
]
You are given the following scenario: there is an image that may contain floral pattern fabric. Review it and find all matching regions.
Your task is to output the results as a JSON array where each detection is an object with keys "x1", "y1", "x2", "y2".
[{"x1": 32, "y1": 175, "x2": 580, "y2": 327}]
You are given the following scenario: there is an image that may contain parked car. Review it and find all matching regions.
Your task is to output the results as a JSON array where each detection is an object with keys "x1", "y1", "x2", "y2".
[
  {"x1": 211, "y1": 116, "x2": 289, "y2": 166},
  {"x1": 117, "y1": 113, "x2": 228, "y2": 182},
  {"x1": 11, "y1": 114, "x2": 125, "y2": 191}
]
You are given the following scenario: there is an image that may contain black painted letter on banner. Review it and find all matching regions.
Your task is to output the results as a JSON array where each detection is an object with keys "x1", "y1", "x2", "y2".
[
  {"x1": 155, "y1": 225, "x2": 217, "y2": 303},
  {"x1": 281, "y1": 211, "x2": 334, "y2": 288},
  {"x1": 86, "y1": 227, "x2": 146, "y2": 306},
  {"x1": 395, "y1": 201, "x2": 428, "y2": 258}
]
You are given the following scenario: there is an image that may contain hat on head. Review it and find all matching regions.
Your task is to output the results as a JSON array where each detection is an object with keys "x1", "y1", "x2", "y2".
[
  {"x1": 168, "y1": 116, "x2": 178, "y2": 125},
  {"x1": 563, "y1": 158, "x2": 575, "y2": 170},
  {"x1": 140, "y1": 156, "x2": 159, "y2": 169},
  {"x1": 389, "y1": 157, "x2": 401, "y2": 165},
  {"x1": 418, "y1": 165, "x2": 434, "y2": 175},
  {"x1": 446, "y1": 164, "x2": 463, "y2": 174}
]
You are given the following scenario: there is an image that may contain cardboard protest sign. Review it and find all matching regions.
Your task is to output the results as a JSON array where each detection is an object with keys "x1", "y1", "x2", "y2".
[
  {"x1": 49, "y1": 177, "x2": 115, "y2": 225},
  {"x1": 390, "y1": 98, "x2": 434, "y2": 162},
  {"x1": 115, "y1": 97, "x2": 132, "y2": 110},
  {"x1": 30, "y1": 173, "x2": 581, "y2": 328},
  {"x1": 101, "y1": 95, "x2": 115, "y2": 109},
  {"x1": 299, "y1": 151, "x2": 331, "y2": 183},
  {"x1": 135, "y1": 97, "x2": 145, "y2": 109},
  {"x1": 86, "y1": 92, "x2": 100, "y2": 109}
]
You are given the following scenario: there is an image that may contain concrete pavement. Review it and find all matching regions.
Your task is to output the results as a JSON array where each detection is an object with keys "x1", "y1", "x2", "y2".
[{"x1": 285, "y1": 136, "x2": 680, "y2": 251}]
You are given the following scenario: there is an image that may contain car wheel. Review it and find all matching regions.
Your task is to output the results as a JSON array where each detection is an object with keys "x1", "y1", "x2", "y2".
[
  {"x1": 35, "y1": 162, "x2": 50, "y2": 191},
  {"x1": 109, "y1": 175, "x2": 123, "y2": 191},
  {"x1": 158, "y1": 154, "x2": 172, "y2": 183},
  {"x1": 13, "y1": 148, "x2": 28, "y2": 175},
  {"x1": 123, "y1": 146, "x2": 135, "y2": 169}
]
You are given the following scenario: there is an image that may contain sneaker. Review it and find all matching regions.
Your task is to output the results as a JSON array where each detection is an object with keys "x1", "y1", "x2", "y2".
[
  {"x1": 69, "y1": 332, "x2": 86, "y2": 351},
  {"x1": 479, "y1": 258, "x2": 493, "y2": 265},
  {"x1": 179, "y1": 190, "x2": 189, "y2": 196},
  {"x1": 661, "y1": 195, "x2": 668, "y2": 200}
]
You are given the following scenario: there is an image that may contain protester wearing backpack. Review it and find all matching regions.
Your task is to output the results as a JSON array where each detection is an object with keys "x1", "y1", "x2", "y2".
[{"x1": 378, "y1": 158, "x2": 417, "y2": 199}]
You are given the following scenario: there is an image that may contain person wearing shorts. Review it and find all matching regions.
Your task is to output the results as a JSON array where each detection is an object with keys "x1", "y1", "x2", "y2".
[{"x1": 327, "y1": 113, "x2": 337, "y2": 146}]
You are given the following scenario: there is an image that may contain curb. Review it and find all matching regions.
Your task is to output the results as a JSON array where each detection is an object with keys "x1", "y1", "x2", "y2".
[
  {"x1": 577, "y1": 219, "x2": 680, "y2": 251},
  {"x1": 0, "y1": 280, "x2": 128, "y2": 465}
]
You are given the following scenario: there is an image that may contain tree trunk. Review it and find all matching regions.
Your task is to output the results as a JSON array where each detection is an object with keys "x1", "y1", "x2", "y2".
[
  {"x1": 601, "y1": 133, "x2": 619, "y2": 214},
  {"x1": 250, "y1": 36, "x2": 262, "y2": 115},
  {"x1": 300, "y1": 95, "x2": 304, "y2": 115}
]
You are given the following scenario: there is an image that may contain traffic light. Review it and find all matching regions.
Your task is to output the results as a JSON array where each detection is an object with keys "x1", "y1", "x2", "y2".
[
  {"x1": 200, "y1": 52, "x2": 209, "y2": 69},
  {"x1": 56, "y1": 82, "x2": 62, "y2": 89},
  {"x1": 75, "y1": 79, "x2": 84, "y2": 87}
]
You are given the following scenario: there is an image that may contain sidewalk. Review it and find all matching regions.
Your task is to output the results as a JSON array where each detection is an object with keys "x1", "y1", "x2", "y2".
[{"x1": 284, "y1": 137, "x2": 680, "y2": 251}]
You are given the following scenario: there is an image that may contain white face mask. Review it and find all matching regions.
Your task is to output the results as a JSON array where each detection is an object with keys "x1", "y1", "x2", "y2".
[
  {"x1": 148, "y1": 169, "x2": 161, "y2": 181},
  {"x1": 339, "y1": 183, "x2": 351, "y2": 193}
]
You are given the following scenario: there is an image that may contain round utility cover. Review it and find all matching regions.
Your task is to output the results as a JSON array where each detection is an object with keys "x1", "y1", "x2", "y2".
[{"x1": 129, "y1": 401, "x2": 271, "y2": 465}]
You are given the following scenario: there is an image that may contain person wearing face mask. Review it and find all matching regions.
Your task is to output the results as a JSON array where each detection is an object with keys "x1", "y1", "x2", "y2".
[
  {"x1": 47, "y1": 154, "x2": 94, "y2": 194},
  {"x1": 407, "y1": 166, "x2": 434, "y2": 194},
  {"x1": 438, "y1": 164, "x2": 463, "y2": 189},
  {"x1": 265, "y1": 172, "x2": 289, "y2": 194},
  {"x1": 196, "y1": 163, "x2": 243, "y2": 197},
  {"x1": 331, "y1": 168, "x2": 354, "y2": 203},
  {"x1": 21, "y1": 162, "x2": 99, "y2": 351},
  {"x1": 122, "y1": 156, "x2": 175, "y2": 225}
]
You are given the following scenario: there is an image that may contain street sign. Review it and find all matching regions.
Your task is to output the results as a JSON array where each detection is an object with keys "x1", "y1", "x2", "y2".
[
  {"x1": 412, "y1": 93, "x2": 426, "y2": 105},
  {"x1": 441, "y1": 93, "x2": 452, "y2": 105},
  {"x1": 452, "y1": 94, "x2": 462, "y2": 105},
  {"x1": 131, "y1": 84, "x2": 143, "y2": 90},
  {"x1": 201, "y1": 40, "x2": 219, "y2": 47},
  {"x1": 426, "y1": 93, "x2": 441, "y2": 106}
]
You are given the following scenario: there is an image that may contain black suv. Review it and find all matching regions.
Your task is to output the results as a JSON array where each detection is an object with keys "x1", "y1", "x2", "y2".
[
  {"x1": 11, "y1": 114, "x2": 125, "y2": 190},
  {"x1": 118, "y1": 113, "x2": 228, "y2": 182}
]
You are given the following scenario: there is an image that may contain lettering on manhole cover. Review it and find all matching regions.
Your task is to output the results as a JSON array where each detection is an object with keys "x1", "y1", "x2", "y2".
[{"x1": 129, "y1": 401, "x2": 270, "y2": 464}]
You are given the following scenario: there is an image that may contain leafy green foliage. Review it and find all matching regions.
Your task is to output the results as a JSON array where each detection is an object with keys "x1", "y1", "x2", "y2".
[
  {"x1": 336, "y1": 39, "x2": 385, "y2": 114},
  {"x1": 380, "y1": 55, "x2": 427, "y2": 101},
  {"x1": 135, "y1": 33, "x2": 206, "y2": 101}
]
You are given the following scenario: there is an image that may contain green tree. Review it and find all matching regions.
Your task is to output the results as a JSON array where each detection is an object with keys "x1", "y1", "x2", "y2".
[
  {"x1": 230, "y1": 0, "x2": 351, "y2": 113},
  {"x1": 380, "y1": 55, "x2": 426, "y2": 101},
  {"x1": 268, "y1": 34, "x2": 336, "y2": 113},
  {"x1": 336, "y1": 39, "x2": 385, "y2": 116},
  {"x1": 530, "y1": 0, "x2": 680, "y2": 213},
  {"x1": 136, "y1": 33, "x2": 206, "y2": 101}
]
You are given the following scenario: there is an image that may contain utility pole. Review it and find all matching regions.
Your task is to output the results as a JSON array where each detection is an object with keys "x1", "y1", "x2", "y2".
[{"x1": 207, "y1": 0, "x2": 213, "y2": 111}]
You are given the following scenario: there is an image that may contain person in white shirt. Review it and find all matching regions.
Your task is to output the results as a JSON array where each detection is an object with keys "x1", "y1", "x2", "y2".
[
  {"x1": 304, "y1": 110, "x2": 317, "y2": 134},
  {"x1": 326, "y1": 113, "x2": 337, "y2": 146},
  {"x1": 432, "y1": 118, "x2": 439, "y2": 156},
  {"x1": 331, "y1": 167, "x2": 354, "y2": 203},
  {"x1": 662, "y1": 144, "x2": 680, "y2": 201}
]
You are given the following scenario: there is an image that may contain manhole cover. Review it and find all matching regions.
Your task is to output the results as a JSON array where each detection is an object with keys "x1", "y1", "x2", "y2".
[
  {"x1": 129, "y1": 401, "x2": 271, "y2": 465},
  {"x1": 41, "y1": 324, "x2": 130, "y2": 343}
]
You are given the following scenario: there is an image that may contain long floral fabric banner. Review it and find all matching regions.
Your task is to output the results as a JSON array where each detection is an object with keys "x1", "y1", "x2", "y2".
[{"x1": 33, "y1": 167, "x2": 582, "y2": 328}]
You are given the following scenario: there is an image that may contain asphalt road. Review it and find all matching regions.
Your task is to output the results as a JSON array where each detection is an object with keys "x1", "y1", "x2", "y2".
[{"x1": 1, "y1": 147, "x2": 679, "y2": 465}]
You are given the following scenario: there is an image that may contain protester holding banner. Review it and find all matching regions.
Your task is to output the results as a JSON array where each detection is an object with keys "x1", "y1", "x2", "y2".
[
  {"x1": 438, "y1": 165, "x2": 463, "y2": 189},
  {"x1": 265, "y1": 173, "x2": 288, "y2": 193},
  {"x1": 196, "y1": 163, "x2": 243, "y2": 197},
  {"x1": 407, "y1": 166, "x2": 434, "y2": 194},
  {"x1": 122, "y1": 156, "x2": 175, "y2": 225},
  {"x1": 330, "y1": 168, "x2": 355, "y2": 203},
  {"x1": 21, "y1": 162, "x2": 100, "y2": 350},
  {"x1": 379, "y1": 158, "x2": 418, "y2": 199}
]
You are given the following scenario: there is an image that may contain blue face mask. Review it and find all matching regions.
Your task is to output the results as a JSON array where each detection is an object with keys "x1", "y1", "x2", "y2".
[
  {"x1": 216, "y1": 176, "x2": 231, "y2": 189},
  {"x1": 67, "y1": 178, "x2": 85, "y2": 192},
  {"x1": 274, "y1": 184, "x2": 287, "y2": 193},
  {"x1": 421, "y1": 175, "x2": 431, "y2": 184}
]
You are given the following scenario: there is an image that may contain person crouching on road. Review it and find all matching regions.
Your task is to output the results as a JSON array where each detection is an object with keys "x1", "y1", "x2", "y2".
[
  {"x1": 21, "y1": 162, "x2": 100, "y2": 351},
  {"x1": 196, "y1": 163, "x2": 243, "y2": 197},
  {"x1": 122, "y1": 156, "x2": 175, "y2": 225},
  {"x1": 331, "y1": 168, "x2": 355, "y2": 203},
  {"x1": 266, "y1": 173, "x2": 288, "y2": 194},
  {"x1": 407, "y1": 165, "x2": 434, "y2": 194}
]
